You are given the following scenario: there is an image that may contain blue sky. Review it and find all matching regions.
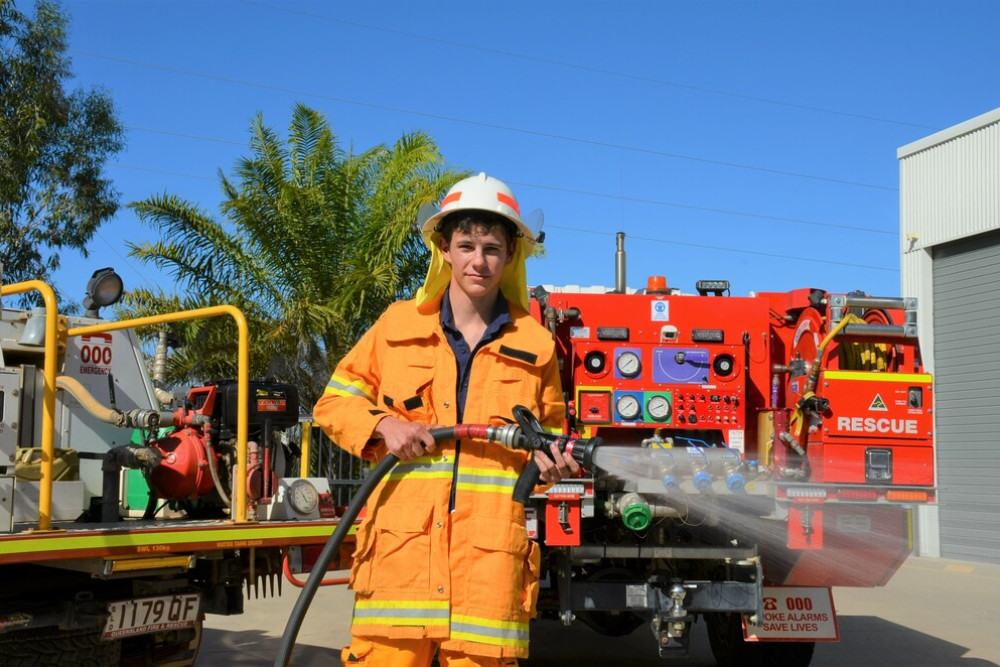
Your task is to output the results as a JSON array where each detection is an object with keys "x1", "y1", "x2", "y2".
[{"x1": 43, "y1": 0, "x2": 1000, "y2": 304}]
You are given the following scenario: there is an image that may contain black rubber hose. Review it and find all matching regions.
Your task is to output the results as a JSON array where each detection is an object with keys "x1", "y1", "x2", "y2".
[{"x1": 275, "y1": 427, "x2": 457, "y2": 667}]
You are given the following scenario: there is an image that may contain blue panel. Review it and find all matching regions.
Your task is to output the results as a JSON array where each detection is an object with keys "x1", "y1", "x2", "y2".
[{"x1": 652, "y1": 348, "x2": 710, "y2": 384}]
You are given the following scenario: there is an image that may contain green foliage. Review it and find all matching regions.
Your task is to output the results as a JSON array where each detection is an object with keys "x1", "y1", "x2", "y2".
[
  {"x1": 0, "y1": 0, "x2": 124, "y2": 304},
  {"x1": 123, "y1": 103, "x2": 466, "y2": 404}
]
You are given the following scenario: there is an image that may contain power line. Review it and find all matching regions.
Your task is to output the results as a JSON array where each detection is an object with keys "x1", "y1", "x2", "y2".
[
  {"x1": 244, "y1": 0, "x2": 938, "y2": 132},
  {"x1": 105, "y1": 163, "x2": 894, "y2": 272},
  {"x1": 510, "y1": 180, "x2": 895, "y2": 236},
  {"x1": 111, "y1": 148, "x2": 893, "y2": 236},
  {"x1": 546, "y1": 225, "x2": 897, "y2": 273},
  {"x1": 73, "y1": 49, "x2": 898, "y2": 192},
  {"x1": 128, "y1": 125, "x2": 244, "y2": 146}
]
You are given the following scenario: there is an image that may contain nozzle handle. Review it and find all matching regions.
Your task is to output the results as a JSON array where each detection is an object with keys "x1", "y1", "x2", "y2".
[{"x1": 512, "y1": 458, "x2": 542, "y2": 505}]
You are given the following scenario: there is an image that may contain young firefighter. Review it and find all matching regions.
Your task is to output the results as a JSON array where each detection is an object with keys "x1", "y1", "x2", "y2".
[{"x1": 313, "y1": 173, "x2": 579, "y2": 666}]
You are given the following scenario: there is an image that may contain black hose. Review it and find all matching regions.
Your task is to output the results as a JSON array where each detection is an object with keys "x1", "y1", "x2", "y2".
[
  {"x1": 274, "y1": 452, "x2": 397, "y2": 666},
  {"x1": 274, "y1": 426, "x2": 456, "y2": 667}
]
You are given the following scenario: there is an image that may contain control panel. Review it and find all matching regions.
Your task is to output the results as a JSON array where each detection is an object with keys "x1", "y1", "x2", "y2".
[{"x1": 573, "y1": 342, "x2": 745, "y2": 429}]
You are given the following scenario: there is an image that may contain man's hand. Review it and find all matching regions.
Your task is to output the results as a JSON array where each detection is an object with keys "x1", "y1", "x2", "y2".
[
  {"x1": 374, "y1": 416, "x2": 436, "y2": 461},
  {"x1": 534, "y1": 442, "x2": 581, "y2": 484}
]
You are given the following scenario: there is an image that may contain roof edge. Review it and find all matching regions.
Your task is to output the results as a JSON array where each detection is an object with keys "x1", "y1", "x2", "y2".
[{"x1": 898, "y1": 106, "x2": 1000, "y2": 159}]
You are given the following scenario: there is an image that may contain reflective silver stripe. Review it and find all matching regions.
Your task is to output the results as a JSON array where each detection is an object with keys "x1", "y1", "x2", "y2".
[
  {"x1": 325, "y1": 375, "x2": 375, "y2": 401},
  {"x1": 456, "y1": 472, "x2": 517, "y2": 489},
  {"x1": 387, "y1": 457, "x2": 454, "y2": 481},
  {"x1": 450, "y1": 614, "x2": 529, "y2": 646},
  {"x1": 353, "y1": 604, "x2": 450, "y2": 624}
]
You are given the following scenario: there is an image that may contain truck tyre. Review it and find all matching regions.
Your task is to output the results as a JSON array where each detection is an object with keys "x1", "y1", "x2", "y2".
[
  {"x1": 0, "y1": 627, "x2": 121, "y2": 667},
  {"x1": 706, "y1": 612, "x2": 767, "y2": 667},
  {"x1": 706, "y1": 612, "x2": 815, "y2": 667},
  {"x1": 121, "y1": 617, "x2": 203, "y2": 667}
]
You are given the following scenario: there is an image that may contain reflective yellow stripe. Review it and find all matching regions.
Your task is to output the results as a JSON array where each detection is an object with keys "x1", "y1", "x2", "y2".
[
  {"x1": 542, "y1": 425, "x2": 565, "y2": 436},
  {"x1": 1, "y1": 524, "x2": 338, "y2": 558},
  {"x1": 823, "y1": 371, "x2": 932, "y2": 383},
  {"x1": 325, "y1": 374, "x2": 376, "y2": 401},
  {"x1": 456, "y1": 467, "x2": 518, "y2": 494},
  {"x1": 386, "y1": 456, "x2": 454, "y2": 482},
  {"x1": 354, "y1": 600, "x2": 450, "y2": 627},
  {"x1": 451, "y1": 614, "x2": 529, "y2": 647}
]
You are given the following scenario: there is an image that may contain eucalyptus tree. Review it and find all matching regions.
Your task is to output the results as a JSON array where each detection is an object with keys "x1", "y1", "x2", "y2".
[
  {"x1": 124, "y1": 103, "x2": 466, "y2": 404},
  {"x1": 0, "y1": 0, "x2": 124, "y2": 304}
]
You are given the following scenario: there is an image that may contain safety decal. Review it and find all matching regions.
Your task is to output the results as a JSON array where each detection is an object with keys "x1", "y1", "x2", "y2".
[
  {"x1": 868, "y1": 394, "x2": 888, "y2": 412},
  {"x1": 651, "y1": 300, "x2": 669, "y2": 322}
]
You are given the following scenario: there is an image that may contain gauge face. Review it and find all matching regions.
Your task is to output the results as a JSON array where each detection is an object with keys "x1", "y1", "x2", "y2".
[
  {"x1": 287, "y1": 479, "x2": 319, "y2": 515},
  {"x1": 616, "y1": 351, "x2": 641, "y2": 378},
  {"x1": 616, "y1": 394, "x2": 641, "y2": 421},
  {"x1": 647, "y1": 395, "x2": 671, "y2": 422}
]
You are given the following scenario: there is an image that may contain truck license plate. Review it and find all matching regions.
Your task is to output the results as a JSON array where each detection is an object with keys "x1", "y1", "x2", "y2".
[{"x1": 103, "y1": 593, "x2": 200, "y2": 639}]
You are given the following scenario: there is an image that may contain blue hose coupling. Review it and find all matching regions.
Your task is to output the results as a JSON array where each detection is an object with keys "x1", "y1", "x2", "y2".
[
  {"x1": 692, "y1": 470, "x2": 713, "y2": 492},
  {"x1": 662, "y1": 474, "x2": 679, "y2": 490},
  {"x1": 725, "y1": 472, "x2": 746, "y2": 493}
]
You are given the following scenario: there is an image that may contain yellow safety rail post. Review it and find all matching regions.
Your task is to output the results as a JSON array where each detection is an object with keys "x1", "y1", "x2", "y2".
[
  {"x1": 68, "y1": 305, "x2": 253, "y2": 522},
  {"x1": 299, "y1": 420, "x2": 312, "y2": 478},
  {"x1": 0, "y1": 281, "x2": 61, "y2": 532}
]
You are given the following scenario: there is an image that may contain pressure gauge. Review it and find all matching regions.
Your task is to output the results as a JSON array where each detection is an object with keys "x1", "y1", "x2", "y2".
[
  {"x1": 616, "y1": 351, "x2": 641, "y2": 378},
  {"x1": 287, "y1": 479, "x2": 319, "y2": 515},
  {"x1": 616, "y1": 394, "x2": 642, "y2": 421},
  {"x1": 647, "y1": 395, "x2": 672, "y2": 422}
]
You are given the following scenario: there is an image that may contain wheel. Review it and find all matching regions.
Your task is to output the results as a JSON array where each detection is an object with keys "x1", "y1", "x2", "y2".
[
  {"x1": 0, "y1": 626, "x2": 121, "y2": 666},
  {"x1": 767, "y1": 640, "x2": 815, "y2": 666},
  {"x1": 705, "y1": 612, "x2": 767, "y2": 667},
  {"x1": 705, "y1": 612, "x2": 815, "y2": 667},
  {"x1": 121, "y1": 617, "x2": 203, "y2": 667}
]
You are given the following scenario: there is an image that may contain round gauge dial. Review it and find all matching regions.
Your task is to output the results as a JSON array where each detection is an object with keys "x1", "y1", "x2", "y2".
[
  {"x1": 287, "y1": 479, "x2": 319, "y2": 515},
  {"x1": 647, "y1": 395, "x2": 672, "y2": 422},
  {"x1": 616, "y1": 394, "x2": 642, "y2": 421},
  {"x1": 616, "y1": 351, "x2": 641, "y2": 378}
]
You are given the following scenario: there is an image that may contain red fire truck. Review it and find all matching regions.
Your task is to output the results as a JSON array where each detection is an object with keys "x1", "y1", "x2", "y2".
[{"x1": 524, "y1": 233, "x2": 933, "y2": 665}]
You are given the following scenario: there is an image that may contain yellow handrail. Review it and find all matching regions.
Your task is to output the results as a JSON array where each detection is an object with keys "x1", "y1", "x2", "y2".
[
  {"x1": 68, "y1": 305, "x2": 253, "y2": 522},
  {"x1": 0, "y1": 281, "x2": 60, "y2": 532},
  {"x1": 299, "y1": 420, "x2": 312, "y2": 478}
]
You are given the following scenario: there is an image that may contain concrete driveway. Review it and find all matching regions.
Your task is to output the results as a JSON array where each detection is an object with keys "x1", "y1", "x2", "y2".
[{"x1": 198, "y1": 556, "x2": 1000, "y2": 666}]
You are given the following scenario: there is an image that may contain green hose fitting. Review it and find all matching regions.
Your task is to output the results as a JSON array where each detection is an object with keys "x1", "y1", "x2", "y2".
[{"x1": 618, "y1": 493, "x2": 652, "y2": 531}]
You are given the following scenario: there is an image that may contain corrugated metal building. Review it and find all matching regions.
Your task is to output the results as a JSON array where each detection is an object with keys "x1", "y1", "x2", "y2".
[{"x1": 898, "y1": 107, "x2": 1000, "y2": 565}]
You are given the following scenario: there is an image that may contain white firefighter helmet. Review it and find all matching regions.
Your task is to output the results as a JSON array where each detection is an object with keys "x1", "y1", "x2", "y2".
[{"x1": 415, "y1": 173, "x2": 539, "y2": 313}]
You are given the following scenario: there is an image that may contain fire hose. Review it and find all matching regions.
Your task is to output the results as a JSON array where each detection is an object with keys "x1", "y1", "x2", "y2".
[{"x1": 275, "y1": 406, "x2": 601, "y2": 666}]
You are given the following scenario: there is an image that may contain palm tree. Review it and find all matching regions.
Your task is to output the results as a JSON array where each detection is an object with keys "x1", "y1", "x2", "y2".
[{"x1": 122, "y1": 103, "x2": 467, "y2": 404}]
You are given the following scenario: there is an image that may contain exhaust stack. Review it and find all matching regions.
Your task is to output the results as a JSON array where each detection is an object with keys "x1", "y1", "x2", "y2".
[{"x1": 615, "y1": 232, "x2": 627, "y2": 294}]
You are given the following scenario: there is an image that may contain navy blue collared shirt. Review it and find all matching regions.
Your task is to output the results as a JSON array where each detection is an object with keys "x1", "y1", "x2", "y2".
[{"x1": 440, "y1": 287, "x2": 512, "y2": 422}]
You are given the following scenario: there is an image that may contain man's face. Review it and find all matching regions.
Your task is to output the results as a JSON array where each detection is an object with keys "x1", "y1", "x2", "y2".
[{"x1": 439, "y1": 224, "x2": 513, "y2": 301}]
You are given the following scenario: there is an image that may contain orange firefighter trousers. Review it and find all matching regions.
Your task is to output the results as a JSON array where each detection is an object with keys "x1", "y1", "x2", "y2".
[{"x1": 341, "y1": 636, "x2": 519, "y2": 667}]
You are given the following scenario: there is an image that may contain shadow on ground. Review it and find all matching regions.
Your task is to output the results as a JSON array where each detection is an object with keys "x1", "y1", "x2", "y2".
[{"x1": 200, "y1": 613, "x2": 994, "y2": 666}]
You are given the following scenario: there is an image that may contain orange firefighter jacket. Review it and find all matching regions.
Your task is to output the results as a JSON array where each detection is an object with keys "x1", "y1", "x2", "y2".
[{"x1": 313, "y1": 296, "x2": 565, "y2": 659}]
